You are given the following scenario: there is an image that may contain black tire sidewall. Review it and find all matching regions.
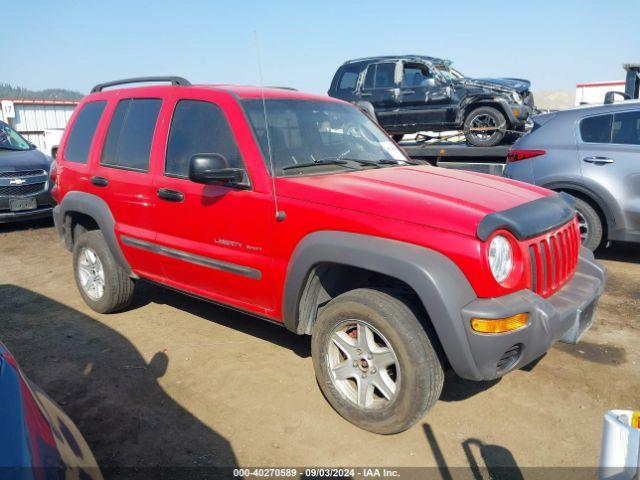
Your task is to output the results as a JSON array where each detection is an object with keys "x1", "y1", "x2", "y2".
[
  {"x1": 574, "y1": 197, "x2": 604, "y2": 251},
  {"x1": 312, "y1": 288, "x2": 443, "y2": 434},
  {"x1": 464, "y1": 106, "x2": 507, "y2": 147}
]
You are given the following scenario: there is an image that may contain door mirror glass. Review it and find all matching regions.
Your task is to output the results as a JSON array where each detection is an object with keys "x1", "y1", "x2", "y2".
[{"x1": 189, "y1": 153, "x2": 244, "y2": 185}]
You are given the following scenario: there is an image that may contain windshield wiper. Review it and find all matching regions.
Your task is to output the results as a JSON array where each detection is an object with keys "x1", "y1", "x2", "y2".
[
  {"x1": 0, "y1": 146, "x2": 23, "y2": 151},
  {"x1": 281, "y1": 159, "x2": 358, "y2": 171},
  {"x1": 347, "y1": 158, "x2": 420, "y2": 167}
]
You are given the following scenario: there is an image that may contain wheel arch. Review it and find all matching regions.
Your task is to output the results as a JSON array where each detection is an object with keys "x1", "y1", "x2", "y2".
[
  {"x1": 282, "y1": 231, "x2": 480, "y2": 375},
  {"x1": 54, "y1": 192, "x2": 134, "y2": 276},
  {"x1": 542, "y1": 182, "x2": 614, "y2": 240},
  {"x1": 457, "y1": 96, "x2": 514, "y2": 127}
]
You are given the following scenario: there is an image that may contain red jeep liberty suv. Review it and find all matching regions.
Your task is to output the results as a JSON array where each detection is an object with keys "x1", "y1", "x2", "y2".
[{"x1": 52, "y1": 77, "x2": 605, "y2": 434}]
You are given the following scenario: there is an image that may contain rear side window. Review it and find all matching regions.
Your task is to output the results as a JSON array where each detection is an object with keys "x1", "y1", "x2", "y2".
[
  {"x1": 165, "y1": 100, "x2": 244, "y2": 177},
  {"x1": 363, "y1": 63, "x2": 396, "y2": 89},
  {"x1": 374, "y1": 63, "x2": 396, "y2": 88},
  {"x1": 101, "y1": 99, "x2": 162, "y2": 171},
  {"x1": 337, "y1": 67, "x2": 359, "y2": 92},
  {"x1": 64, "y1": 101, "x2": 106, "y2": 163},
  {"x1": 612, "y1": 110, "x2": 640, "y2": 145},
  {"x1": 580, "y1": 114, "x2": 612, "y2": 143}
]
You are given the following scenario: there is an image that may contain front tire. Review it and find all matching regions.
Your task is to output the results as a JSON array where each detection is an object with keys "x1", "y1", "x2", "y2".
[
  {"x1": 73, "y1": 230, "x2": 135, "y2": 313},
  {"x1": 312, "y1": 288, "x2": 444, "y2": 434},
  {"x1": 464, "y1": 106, "x2": 507, "y2": 147}
]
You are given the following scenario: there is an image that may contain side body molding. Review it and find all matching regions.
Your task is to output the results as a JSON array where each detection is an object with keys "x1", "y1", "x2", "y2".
[
  {"x1": 53, "y1": 191, "x2": 134, "y2": 276},
  {"x1": 282, "y1": 231, "x2": 479, "y2": 374}
]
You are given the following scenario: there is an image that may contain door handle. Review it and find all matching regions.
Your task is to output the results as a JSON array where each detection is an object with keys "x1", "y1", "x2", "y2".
[
  {"x1": 401, "y1": 89, "x2": 415, "y2": 94},
  {"x1": 583, "y1": 156, "x2": 614, "y2": 164},
  {"x1": 157, "y1": 188, "x2": 185, "y2": 202},
  {"x1": 90, "y1": 176, "x2": 109, "y2": 187},
  {"x1": 360, "y1": 92, "x2": 372, "y2": 97}
]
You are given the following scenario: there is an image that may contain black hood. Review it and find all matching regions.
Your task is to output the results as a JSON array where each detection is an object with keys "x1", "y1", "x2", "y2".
[
  {"x1": 0, "y1": 148, "x2": 51, "y2": 172},
  {"x1": 475, "y1": 77, "x2": 531, "y2": 93}
]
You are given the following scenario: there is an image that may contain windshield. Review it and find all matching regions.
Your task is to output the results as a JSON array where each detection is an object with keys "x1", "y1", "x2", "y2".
[
  {"x1": 434, "y1": 64, "x2": 464, "y2": 82},
  {"x1": 242, "y1": 99, "x2": 409, "y2": 176},
  {"x1": 0, "y1": 121, "x2": 32, "y2": 151}
]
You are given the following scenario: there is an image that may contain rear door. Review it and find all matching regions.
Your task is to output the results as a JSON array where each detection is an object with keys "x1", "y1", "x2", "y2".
[
  {"x1": 397, "y1": 62, "x2": 450, "y2": 127},
  {"x1": 89, "y1": 96, "x2": 165, "y2": 280},
  {"x1": 578, "y1": 109, "x2": 640, "y2": 235},
  {"x1": 151, "y1": 92, "x2": 274, "y2": 313},
  {"x1": 360, "y1": 62, "x2": 400, "y2": 129}
]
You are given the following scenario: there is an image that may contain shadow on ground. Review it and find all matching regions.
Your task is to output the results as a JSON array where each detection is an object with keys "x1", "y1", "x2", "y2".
[
  {"x1": 424, "y1": 424, "x2": 524, "y2": 480},
  {"x1": 0, "y1": 216, "x2": 53, "y2": 233},
  {"x1": 596, "y1": 241, "x2": 640, "y2": 264},
  {"x1": 130, "y1": 280, "x2": 311, "y2": 358},
  {"x1": 0, "y1": 284, "x2": 238, "y2": 478}
]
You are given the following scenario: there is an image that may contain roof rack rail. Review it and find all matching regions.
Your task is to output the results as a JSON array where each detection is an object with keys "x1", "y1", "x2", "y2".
[{"x1": 91, "y1": 76, "x2": 191, "y2": 93}]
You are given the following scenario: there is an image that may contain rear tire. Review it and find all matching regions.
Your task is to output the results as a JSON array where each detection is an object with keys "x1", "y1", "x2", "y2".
[
  {"x1": 311, "y1": 288, "x2": 444, "y2": 434},
  {"x1": 574, "y1": 197, "x2": 604, "y2": 251},
  {"x1": 73, "y1": 230, "x2": 135, "y2": 313},
  {"x1": 464, "y1": 106, "x2": 507, "y2": 147}
]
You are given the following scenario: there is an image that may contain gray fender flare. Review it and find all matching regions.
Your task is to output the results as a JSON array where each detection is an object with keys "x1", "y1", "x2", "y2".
[
  {"x1": 54, "y1": 191, "x2": 134, "y2": 276},
  {"x1": 282, "y1": 231, "x2": 479, "y2": 375}
]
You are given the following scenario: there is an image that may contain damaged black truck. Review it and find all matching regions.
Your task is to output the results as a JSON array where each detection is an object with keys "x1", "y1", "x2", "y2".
[{"x1": 329, "y1": 55, "x2": 535, "y2": 147}]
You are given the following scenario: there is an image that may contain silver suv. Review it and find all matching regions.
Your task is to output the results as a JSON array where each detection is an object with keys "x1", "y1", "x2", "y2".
[{"x1": 504, "y1": 101, "x2": 640, "y2": 250}]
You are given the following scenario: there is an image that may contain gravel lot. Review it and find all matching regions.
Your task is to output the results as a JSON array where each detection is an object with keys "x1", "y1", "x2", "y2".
[{"x1": 1, "y1": 219, "x2": 638, "y2": 478}]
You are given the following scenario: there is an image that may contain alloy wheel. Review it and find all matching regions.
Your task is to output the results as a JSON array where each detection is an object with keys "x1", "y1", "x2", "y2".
[
  {"x1": 469, "y1": 113, "x2": 499, "y2": 140},
  {"x1": 77, "y1": 247, "x2": 105, "y2": 300},
  {"x1": 577, "y1": 211, "x2": 589, "y2": 243},
  {"x1": 327, "y1": 320, "x2": 400, "y2": 409}
]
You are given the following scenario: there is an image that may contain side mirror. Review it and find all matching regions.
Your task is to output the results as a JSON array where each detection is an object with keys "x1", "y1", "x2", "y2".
[
  {"x1": 604, "y1": 91, "x2": 630, "y2": 104},
  {"x1": 188, "y1": 153, "x2": 244, "y2": 185}
]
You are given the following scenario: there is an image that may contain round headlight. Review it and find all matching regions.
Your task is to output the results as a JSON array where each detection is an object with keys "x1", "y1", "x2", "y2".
[
  {"x1": 488, "y1": 235, "x2": 513, "y2": 284},
  {"x1": 512, "y1": 91, "x2": 522, "y2": 103}
]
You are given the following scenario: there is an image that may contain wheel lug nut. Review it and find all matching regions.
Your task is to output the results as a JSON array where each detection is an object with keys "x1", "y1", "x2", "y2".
[
  {"x1": 361, "y1": 373, "x2": 367, "y2": 378},
  {"x1": 353, "y1": 360, "x2": 358, "y2": 367},
  {"x1": 371, "y1": 367, "x2": 377, "y2": 374},
  {"x1": 356, "y1": 348, "x2": 362, "y2": 355}
]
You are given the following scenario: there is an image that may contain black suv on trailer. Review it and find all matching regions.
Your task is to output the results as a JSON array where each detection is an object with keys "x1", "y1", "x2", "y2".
[
  {"x1": 329, "y1": 55, "x2": 534, "y2": 147},
  {"x1": 0, "y1": 120, "x2": 55, "y2": 223}
]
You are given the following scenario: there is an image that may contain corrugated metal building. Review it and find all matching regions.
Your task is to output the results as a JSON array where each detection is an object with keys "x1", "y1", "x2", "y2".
[{"x1": 0, "y1": 98, "x2": 78, "y2": 155}]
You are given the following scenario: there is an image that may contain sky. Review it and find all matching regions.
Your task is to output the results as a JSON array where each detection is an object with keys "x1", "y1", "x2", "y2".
[{"x1": 3, "y1": 0, "x2": 639, "y2": 95}]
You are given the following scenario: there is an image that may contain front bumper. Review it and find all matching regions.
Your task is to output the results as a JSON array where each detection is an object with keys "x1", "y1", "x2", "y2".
[
  {"x1": 458, "y1": 248, "x2": 605, "y2": 380},
  {"x1": 0, "y1": 205, "x2": 54, "y2": 223}
]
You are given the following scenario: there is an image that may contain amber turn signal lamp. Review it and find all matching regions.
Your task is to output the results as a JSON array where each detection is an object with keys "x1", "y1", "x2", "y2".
[{"x1": 471, "y1": 313, "x2": 529, "y2": 334}]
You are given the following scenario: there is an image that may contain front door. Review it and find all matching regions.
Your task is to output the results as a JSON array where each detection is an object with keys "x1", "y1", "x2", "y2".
[
  {"x1": 397, "y1": 62, "x2": 450, "y2": 128},
  {"x1": 578, "y1": 109, "x2": 640, "y2": 236},
  {"x1": 152, "y1": 96, "x2": 274, "y2": 314}
]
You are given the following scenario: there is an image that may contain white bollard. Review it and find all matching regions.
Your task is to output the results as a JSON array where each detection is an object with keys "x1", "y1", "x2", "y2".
[{"x1": 600, "y1": 410, "x2": 640, "y2": 480}]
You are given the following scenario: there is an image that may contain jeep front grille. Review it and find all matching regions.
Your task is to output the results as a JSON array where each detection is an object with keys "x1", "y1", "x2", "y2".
[
  {"x1": 0, "y1": 183, "x2": 46, "y2": 197},
  {"x1": 526, "y1": 220, "x2": 581, "y2": 297}
]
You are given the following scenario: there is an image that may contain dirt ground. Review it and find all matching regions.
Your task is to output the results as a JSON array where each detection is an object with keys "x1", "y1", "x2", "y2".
[{"x1": 1, "y1": 219, "x2": 638, "y2": 478}]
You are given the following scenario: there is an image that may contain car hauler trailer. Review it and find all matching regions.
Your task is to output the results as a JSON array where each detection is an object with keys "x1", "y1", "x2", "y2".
[{"x1": 400, "y1": 140, "x2": 509, "y2": 176}]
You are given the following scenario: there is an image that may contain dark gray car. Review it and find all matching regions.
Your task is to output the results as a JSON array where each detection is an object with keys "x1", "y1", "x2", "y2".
[
  {"x1": 504, "y1": 101, "x2": 640, "y2": 250},
  {"x1": 0, "y1": 120, "x2": 55, "y2": 223}
]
